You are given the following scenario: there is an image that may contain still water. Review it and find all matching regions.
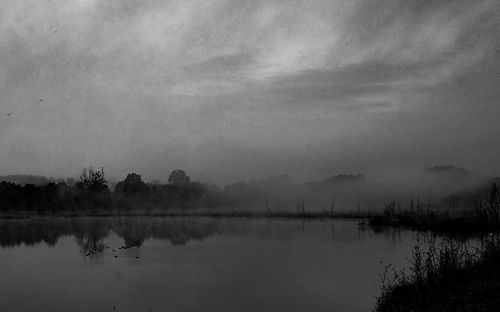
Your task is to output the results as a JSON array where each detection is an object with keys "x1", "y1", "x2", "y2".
[{"x1": 0, "y1": 217, "x2": 418, "y2": 312}]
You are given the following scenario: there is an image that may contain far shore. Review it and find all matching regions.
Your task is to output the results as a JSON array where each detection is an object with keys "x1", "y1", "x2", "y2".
[
  {"x1": 3, "y1": 207, "x2": 500, "y2": 236},
  {"x1": 0, "y1": 209, "x2": 376, "y2": 220}
]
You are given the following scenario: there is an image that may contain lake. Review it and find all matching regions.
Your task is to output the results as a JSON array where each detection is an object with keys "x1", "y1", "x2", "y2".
[{"x1": 0, "y1": 217, "x2": 419, "y2": 312}]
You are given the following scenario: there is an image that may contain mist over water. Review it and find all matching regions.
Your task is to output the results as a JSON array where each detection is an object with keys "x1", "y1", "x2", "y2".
[{"x1": 1, "y1": 1, "x2": 500, "y2": 310}]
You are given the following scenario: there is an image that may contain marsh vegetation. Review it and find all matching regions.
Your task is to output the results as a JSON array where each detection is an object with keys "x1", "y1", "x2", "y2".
[{"x1": 375, "y1": 233, "x2": 500, "y2": 312}]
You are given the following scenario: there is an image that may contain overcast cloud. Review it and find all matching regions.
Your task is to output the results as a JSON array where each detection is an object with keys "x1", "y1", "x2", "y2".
[{"x1": 1, "y1": 0, "x2": 499, "y2": 184}]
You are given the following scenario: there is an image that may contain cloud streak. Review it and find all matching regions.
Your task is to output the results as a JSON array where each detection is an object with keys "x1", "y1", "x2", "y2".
[{"x1": 0, "y1": 0, "x2": 499, "y2": 183}]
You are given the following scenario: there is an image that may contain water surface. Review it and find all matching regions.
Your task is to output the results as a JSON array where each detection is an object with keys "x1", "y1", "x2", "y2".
[{"x1": 0, "y1": 217, "x2": 417, "y2": 312}]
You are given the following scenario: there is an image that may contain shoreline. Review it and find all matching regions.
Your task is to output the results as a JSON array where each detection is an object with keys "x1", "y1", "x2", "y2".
[
  {"x1": 3, "y1": 209, "x2": 500, "y2": 311},
  {"x1": 375, "y1": 236, "x2": 500, "y2": 312},
  {"x1": 0, "y1": 209, "x2": 376, "y2": 220}
]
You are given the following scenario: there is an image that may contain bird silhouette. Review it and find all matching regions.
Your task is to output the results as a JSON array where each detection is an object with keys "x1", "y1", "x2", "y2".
[
  {"x1": 38, "y1": 99, "x2": 44, "y2": 103},
  {"x1": 6, "y1": 113, "x2": 11, "y2": 117}
]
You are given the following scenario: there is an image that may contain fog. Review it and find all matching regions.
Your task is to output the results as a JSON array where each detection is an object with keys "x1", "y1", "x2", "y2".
[{"x1": 1, "y1": 0, "x2": 499, "y2": 186}]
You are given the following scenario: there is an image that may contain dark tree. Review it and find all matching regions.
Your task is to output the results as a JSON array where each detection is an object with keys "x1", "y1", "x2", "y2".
[
  {"x1": 490, "y1": 183, "x2": 499, "y2": 204},
  {"x1": 78, "y1": 167, "x2": 108, "y2": 193},
  {"x1": 168, "y1": 169, "x2": 191, "y2": 186},
  {"x1": 115, "y1": 173, "x2": 148, "y2": 196}
]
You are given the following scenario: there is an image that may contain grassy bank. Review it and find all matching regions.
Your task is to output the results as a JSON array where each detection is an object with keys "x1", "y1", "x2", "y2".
[
  {"x1": 373, "y1": 185, "x2": 500, "y2": 311},
  {"x1": 375, "y1": 234, "x2": 500, "y2": 312}
]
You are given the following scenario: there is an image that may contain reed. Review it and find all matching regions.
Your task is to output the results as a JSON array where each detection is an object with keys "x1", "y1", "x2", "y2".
[{"x1": 375, "y1": 233, "x2": 500, "y2": 312}]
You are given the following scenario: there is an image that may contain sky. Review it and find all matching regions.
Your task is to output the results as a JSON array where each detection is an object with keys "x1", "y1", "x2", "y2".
[{"x1": 0, "y1": 0, "x2": 499, "y2": 184}]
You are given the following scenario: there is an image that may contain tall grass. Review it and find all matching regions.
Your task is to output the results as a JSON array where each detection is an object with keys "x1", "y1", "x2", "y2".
[
  {"x1": 371, "y1": 183, "x2": 500, "y2": 232},
  {"x1": 375, "y1": 233, "x2": 500, "y2": 312}
]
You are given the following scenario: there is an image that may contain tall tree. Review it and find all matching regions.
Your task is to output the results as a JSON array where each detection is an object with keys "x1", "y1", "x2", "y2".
[
  {"x1": 78, "y1": 167, "x2": 108, "y2": 193},
  {"x1": 168, "y1": 169, "x2": 191, "y2": 186},
  {"x1": 116, "y1": 173, "x2": 148, "y2": 196}
]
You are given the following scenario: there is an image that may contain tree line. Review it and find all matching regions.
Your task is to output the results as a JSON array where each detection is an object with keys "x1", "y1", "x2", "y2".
[{"x1": 0, "y1": 168, "x2": 232, "y2": 213}]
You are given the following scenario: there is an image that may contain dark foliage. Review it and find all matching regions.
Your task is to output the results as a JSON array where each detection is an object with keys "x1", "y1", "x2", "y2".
[
  {"x1": 168, "y1": 169, "x2": 191, "y2": 185},
  {"x1": 375, "y1": 234, "x2": 500, "y2": 312},
  {"x1": 0, "y1": 168, "x2": 233, "y2": 213}
]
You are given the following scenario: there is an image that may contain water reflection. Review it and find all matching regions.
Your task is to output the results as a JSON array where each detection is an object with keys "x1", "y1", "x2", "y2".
[
  {"x1": 0, "y1": 217, "x2": 222, "y2": 254},
  {"x1": 0, "y1": 217, "x2": 406, "y2": 255},
  {"x1": 1, "y1": 217, "x2": 493, "y2": 312},
  {"x1": 0, "y1": 217, "x2": 439, "y2": 312}
]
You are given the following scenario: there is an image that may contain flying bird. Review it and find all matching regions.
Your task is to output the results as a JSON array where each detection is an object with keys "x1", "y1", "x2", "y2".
[
  {"x1": 38, "y1": 99, "x2": 44, "y2": 103},
  {"x1": 6, "y1": 113, "x2": 11, "y2": 117}
]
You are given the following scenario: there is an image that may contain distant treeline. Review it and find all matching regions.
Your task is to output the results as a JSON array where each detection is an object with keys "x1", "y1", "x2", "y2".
[
  {"x1": 0, "y1": 165, "x2": 498, "y2": 213},
  {"x1": 0, "y1": 174, "x2": 68, "y2": 186},
  {"x1": 0, "y1": 169, "x2": 372, "y2": 213},
  {"x1": 0, "y1": 168, "x2": 232, "y2": 212}
]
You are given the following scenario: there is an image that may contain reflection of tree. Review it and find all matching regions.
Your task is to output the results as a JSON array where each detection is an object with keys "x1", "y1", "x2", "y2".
[
  {"x1": 112, "y1": 219, "x2": 148, "y2": 247},
  {"x1": 73, "y1": 221, "x2": 109, "y2": 255},
  {"x1": 0, "y1": 218, "x2": 219, "y2": 253},
  {"x1": 111, "y1": 218, "x2": 218, "y2": 247},
  {"x1": 0, "y1": 219, "x2": 68, "y2": 247},
  {"x1": 1, "y1": 218, "x2": 406, "y2": 253},
  {"x1": 77, "y1": 233, "x2": 105, "y2": 256},
  {"x1": 361, "y1": 223, "x2": 404, "y2": 243}
]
